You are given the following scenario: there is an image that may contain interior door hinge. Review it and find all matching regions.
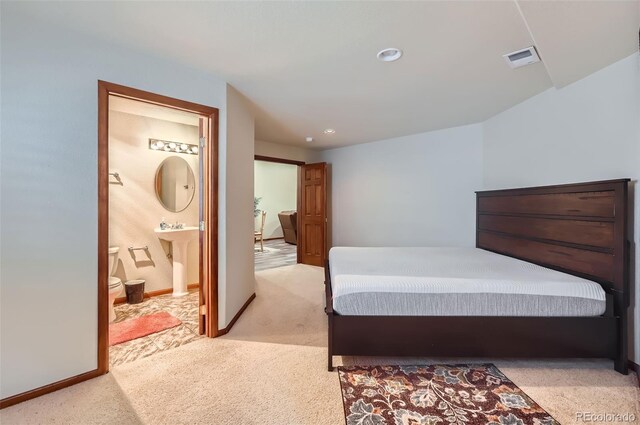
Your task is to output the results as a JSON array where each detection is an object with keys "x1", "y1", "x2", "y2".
[
  {"x1": 199, "y1": 221, "x2": 205, "y2": 231},
  {"x1": 199, "y1": 137, "x2": 206, "y2": 148},
  {"x1": 199, "y1": 304, "x2": 207, "y2": 315}
]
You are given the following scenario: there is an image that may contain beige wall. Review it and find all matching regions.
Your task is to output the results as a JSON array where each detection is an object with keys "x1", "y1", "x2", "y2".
[
  {"x1": 254, "y1": 161, "x2": 298, "y2": 239},
  {"x1": 1, "y1": 2, "x2": 228, "y2": 399},
  {"x1": 320, "y1": 124, "x2": 483, "y2": 247},
  {"x1": 255, "y1": 139, "x2": 320, "y2": 163},
  {"x1": 109, "y1": 110, "x2": 200, "y2": 293},
  {"x1": 218, "y1": 85, "x2": 256, "y2": 328}
]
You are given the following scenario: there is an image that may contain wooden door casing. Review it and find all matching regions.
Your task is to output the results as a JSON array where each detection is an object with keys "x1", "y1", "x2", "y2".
[{"x1": 299, "y1": 163, "x2": 327, "y2": 266}]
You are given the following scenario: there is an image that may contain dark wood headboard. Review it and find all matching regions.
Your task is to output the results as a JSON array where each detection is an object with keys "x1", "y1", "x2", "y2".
[{"x1": 476, "y1": 179, "x2": 630, "y2": 308}]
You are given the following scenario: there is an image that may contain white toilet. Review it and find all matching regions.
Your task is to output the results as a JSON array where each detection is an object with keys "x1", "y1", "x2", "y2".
[{"x1": 108, "y1": 246, "x2": 124, "y2": 323}]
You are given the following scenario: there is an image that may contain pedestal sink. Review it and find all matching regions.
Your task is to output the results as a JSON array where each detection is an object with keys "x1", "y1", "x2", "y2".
[{"x1": 154, "y1": 226, "x2": 199, "y2": 297}]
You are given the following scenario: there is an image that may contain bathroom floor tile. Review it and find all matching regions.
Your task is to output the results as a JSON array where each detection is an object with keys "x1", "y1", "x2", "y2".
[
  {"x1": 110, "y1": 288, "x2": 200, "y2": 367},
  {"x1": 109, "y1": 336, "x2": 161, "y2": 367},
  {"x1": 149, "y1": 292, "x2": 199, "y2": 327},
  {"x1": 149, "y1": 324, "x2": 201, "y2": 351},
  {"x1": 180, "y1": 316, "x2": 201, "y2": 333},
  {"x1": 113, "y1": 299, "x2": 162, "y2": 322},
  {"x1": 151, "y1": 299, "x2": 197, "y2": 322}
]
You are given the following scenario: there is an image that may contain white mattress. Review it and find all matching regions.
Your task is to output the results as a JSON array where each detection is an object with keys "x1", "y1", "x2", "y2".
[{"x1": 329, "y1": 247, "x2": 607, "y2": 317}]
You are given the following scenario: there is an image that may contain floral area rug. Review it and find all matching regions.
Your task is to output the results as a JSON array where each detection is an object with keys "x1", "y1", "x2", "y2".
[{"x1": 338, "y1": 364, "x2": 558, "y2": 425}]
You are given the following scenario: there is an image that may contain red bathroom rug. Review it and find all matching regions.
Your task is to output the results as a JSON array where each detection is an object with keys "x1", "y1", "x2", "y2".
[{"x1": 109, "y1": 312, "x2": 182, "y2": 345}]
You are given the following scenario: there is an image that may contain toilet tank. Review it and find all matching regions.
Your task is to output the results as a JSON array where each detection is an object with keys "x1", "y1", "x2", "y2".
[{"x1": 108, "y1": 246, "x2": 120, "y2": 276}]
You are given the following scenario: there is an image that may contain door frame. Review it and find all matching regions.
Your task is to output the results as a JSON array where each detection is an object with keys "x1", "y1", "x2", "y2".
[
  {"x1": 254, "y1": 155, "x2": 305, "y2": 167},
  {"x1": 253, "y1": 155, "x2": 305, "y2": 262},
  {"x1": 98, "y1": 81, "x2": 220, "y2": 375}
]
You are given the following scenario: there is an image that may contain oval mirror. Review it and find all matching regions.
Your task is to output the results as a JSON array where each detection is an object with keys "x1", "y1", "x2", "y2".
[{"x1": 154, "y1": 156, "x2": 196, "y2": 212}]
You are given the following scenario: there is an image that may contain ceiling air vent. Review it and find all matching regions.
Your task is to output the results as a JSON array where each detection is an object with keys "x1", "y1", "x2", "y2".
[{"x1": 503, "y1": 46, "x2": 540, "y2": 69}]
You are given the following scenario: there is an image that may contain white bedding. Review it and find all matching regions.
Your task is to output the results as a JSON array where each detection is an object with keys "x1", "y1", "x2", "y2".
[{"x1": 329, "y1": 247, "x2": 607, "y2": 316}]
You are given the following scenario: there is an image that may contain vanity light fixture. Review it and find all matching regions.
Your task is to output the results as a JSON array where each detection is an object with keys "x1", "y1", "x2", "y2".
[{"x1": 149, "y1": 138, "x2": 199, "y2": 155}]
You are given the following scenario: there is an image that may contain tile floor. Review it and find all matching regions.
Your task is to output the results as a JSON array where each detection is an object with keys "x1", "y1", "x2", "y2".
[
  {"x1": 109, "y1": 288, "x2": 201, "y2": 367},
  {"x1": 254, "y1": 238, "x2": 298, "y2": 271}
]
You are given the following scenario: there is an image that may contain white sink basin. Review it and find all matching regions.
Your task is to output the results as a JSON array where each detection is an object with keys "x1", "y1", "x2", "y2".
[
  {"x1": 154, "y1": 226, "x2": 199, "y2": 242},
  {"x1": 154, "y1": 226, "x2": 199, "y2": 296}
]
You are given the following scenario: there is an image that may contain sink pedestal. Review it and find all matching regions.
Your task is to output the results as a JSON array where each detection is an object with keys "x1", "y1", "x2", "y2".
[
  {"x1": 154, "y1": 226, "x2": 199, "y2": 297},
  {"x1": 171, "y1": 239, "x2": 190, "y2": 297}
]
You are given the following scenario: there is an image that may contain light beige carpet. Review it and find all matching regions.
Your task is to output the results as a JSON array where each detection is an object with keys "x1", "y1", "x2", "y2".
[{"x1": 2, "y1": 264, "x2": 638, "y2": 424}]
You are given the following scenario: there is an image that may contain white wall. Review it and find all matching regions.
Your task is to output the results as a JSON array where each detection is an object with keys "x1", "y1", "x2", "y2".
[
  {"x1": 320, "y1": 124, "x2": 483, "y2": 247},
  {"x1": 219, "y1": 85, "x2": 256, "y2": 328},
  {"x1": 255, "y1": 139, "x2": 320, "y2": 163},
  {"x1": 254, "y1": 161, "x2": 298, "y2": 239},
  {"x1": 483, "y1": 53, "x2": 640, "y2": 363},
  {"x1": 0, "y1": 3, "x2": 227, "y2": 399},
  {"x1": 109, "y1": 110, "x2": 200, "y2": 293}
]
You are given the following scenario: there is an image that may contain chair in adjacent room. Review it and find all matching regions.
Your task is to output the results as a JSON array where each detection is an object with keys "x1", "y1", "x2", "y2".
[
  {"x1": 278, "y1": 210, "x2": 297, "y2": 245},
  {"x1": 255, "y1": 211, "x2": 267, "y2": 252}
]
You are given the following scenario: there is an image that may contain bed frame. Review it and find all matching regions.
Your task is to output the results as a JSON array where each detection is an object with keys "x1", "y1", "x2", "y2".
[{"x1": 325, "y1": 179, "x2": 630, "y2": 374}]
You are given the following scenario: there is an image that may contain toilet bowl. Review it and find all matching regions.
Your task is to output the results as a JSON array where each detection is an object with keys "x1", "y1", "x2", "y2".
[{"x1": 108, "y1": 246, "x2": 124, "y2": 323}]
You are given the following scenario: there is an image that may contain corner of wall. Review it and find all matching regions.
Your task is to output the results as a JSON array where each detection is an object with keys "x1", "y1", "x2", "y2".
[
  {"x1": 255, "y1": 139, "x2": 321, "y2": 163},
  {"x1": 219, "y1": 84, "x2": 256, "y2": 329}
]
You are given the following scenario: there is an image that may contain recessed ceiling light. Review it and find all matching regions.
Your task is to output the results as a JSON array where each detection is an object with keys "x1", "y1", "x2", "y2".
[
  {"x1": 323, "y1": 128, "x2": 336, "y2": 135},
  {"x1": 377, "y1": 48, "x2": 403, "y2": 62},
  {"x1": 305, "y1": 136, "x2": 313, "y2": 143}
]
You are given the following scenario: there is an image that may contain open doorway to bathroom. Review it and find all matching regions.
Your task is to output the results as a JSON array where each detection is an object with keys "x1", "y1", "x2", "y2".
[{"x1": 98, "y1": 81, "x2": 218, "y2": 373}]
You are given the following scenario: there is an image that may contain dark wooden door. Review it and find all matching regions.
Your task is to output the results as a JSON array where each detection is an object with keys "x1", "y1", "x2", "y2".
[{"x1": 298, "y1": 162, "x2": 327, "y2": 266}]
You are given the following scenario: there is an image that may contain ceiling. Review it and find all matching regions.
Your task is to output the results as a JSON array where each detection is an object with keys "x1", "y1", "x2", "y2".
[{"x1": 13, "y1": 1, "x2": 639, "y2": 149}]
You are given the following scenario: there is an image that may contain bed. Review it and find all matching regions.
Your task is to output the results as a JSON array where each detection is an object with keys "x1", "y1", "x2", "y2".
[{"x1": 325, "y1": 179, "x2": 630, "y2": 374}]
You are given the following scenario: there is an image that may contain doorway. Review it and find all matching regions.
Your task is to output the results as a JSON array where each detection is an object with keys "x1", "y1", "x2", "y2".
[
  {"x1": 98, "y1": 81, "x2": 219, "y2": 373},
  {"x1": 253, "y1": 155, "x2": 328, "y2": 270}
]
